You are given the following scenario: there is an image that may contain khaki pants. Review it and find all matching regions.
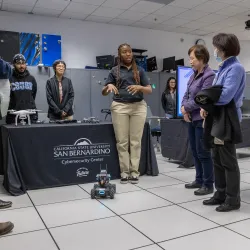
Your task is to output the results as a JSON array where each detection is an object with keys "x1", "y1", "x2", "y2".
[
  {"x1": 111, "y1": 100, "x2": 147, "y2": 178},
  {"x1": 63, "y1": 115, "x2": 73, "y2": 121}
]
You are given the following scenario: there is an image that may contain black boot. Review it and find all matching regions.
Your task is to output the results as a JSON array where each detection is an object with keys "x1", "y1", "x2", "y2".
[
  {"x1": 194, "y1": 187, "x2": 214, "y2": 196},
  {"x1": 0, "y1": 200, "x2": 12, "y2": 209},
  {"x1": 203, "y1": 197, "x2": 224, "y2": 206},
  {"x1": 185, "y1": 181, "x2": 202, "y2": 189},
  {"x1": 216, "y1": 203, "x2": 241, "y2": 212}
]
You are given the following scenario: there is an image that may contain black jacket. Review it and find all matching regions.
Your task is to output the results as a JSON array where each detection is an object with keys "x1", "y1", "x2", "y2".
[
  {"x1": 6, "y1": 69, "x2": 37, "y2": 124},
  {"x1": 46, "y1": 75, "x2": 74, "y2": 120},
  {"x1": 161, "y1": 91, "x2": 176, "y2": 116},
  {"x1": 195, "y1": 85, "x2": 242, "y2": 149}
]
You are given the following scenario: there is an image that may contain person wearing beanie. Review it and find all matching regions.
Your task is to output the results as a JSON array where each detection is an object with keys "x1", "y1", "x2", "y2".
[{"x1": 6, "y1": 54, "x2": 38, "y2": 124}]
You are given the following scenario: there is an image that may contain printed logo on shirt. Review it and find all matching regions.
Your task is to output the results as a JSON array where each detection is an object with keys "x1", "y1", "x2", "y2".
[{"x1": 11, "y1": 82, "x2": 33, "y2": 91}]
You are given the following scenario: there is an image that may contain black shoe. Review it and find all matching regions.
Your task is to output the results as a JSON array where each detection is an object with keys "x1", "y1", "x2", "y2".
[
  {"x1": 0, "y1": 222, "x2": 14, "y2": 236},
  {"x1": 185, "y1": 181, "x2": 202, "y2": 189},
  {"x1": 203, "y1": 197, "x2": 224, "y2": 206},
  {"x1": 194, "y1": 187, "x2": 214, "y2": 196},
  {"x1": 0, "y1": 200, "x2": 12, "y2": 209},
  {"x1": 120, "y1": 177, "x2": 129, "y2": 184},
  {"x1": 216, "y1": 203, "x2": 241, "y2": 212},
  {"x1": 130, "y1": 176, "x2": 139, "y2": 184}
]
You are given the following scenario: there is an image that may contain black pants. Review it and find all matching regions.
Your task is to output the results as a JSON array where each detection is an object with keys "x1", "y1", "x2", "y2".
[{"x1": 212, "y1": 142, "x2": 240, "y2": 205}]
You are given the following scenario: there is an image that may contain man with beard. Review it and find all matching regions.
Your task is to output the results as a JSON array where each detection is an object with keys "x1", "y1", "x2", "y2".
[
  {"x1": 6, "y1": 54, "x2": 38, "y2": 124},
  {"x1": 0, "y1": 57, "x2": 14, "y2": 235}
]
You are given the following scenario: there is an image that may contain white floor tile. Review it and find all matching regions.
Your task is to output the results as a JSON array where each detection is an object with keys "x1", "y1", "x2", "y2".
[
  {"x1": 241, "y1": 173, "x2": 250, "y2": 184},
  {"x1": 241, "y1": 189, "x2": 250, "y2": 203},
  {"x1": 240, "y1": 169, "x2": 250, "y2": 174},
  {"x1": 135, "y1": 174, "x2": 183, "y2": 189},
  {"x1": 37, "y1": 199, "x2": 115, "y2": 228},
  {"x1": 163, "y1": 170, "x2": 196, "y2": 183},
  {"x1": 239, "y1": 161, "x2": 250, "y2": 170},
  {"x1": 148, "y1": 184, "x2": 208, "y2": 204},
  {"x1": 122, "y1": 206, "x2": 217, "y2": 242},
  {"x1": 100, "y1": 190, "x2": 171, "y2": 215},
  {"x1": 241, "y1": 181, "x2": 250, "y2": 191},
  {"x1": 0, "y1": 207, "x2": 45, "y2": 236},
  {"x1": 0, "y1": 194, "x2": 32, "y2": 210},
  {"x1": 160, "y1": 227, "x2": 250, "y2": 250},
  {"x1": 80, "y1": 179, "x2": 141, "y2": 194},
  {"x1": 0, "y1": 230, "x2": 58, "y2": 250},
  {"x1": 180, "y1": 200, "x2": 250, "y2": 225},
  {"x1": 226, "y1": 219, "x2": 250, "y2": 238},
  {"x1": 138, "y1": 245, "x2": 163, "y2": 250},
  {"x1": 157, "y1": 162, "x2": 184, "y2": 174},
  {"x1": 28, "y1": 185, "x2": 89, "y2": 205},
  {"x1": 50, "y1": 217, "x2": 152, "y2": 250}
]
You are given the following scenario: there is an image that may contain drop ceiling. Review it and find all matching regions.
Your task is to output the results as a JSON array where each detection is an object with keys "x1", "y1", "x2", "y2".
[{"x1": 1, "y1": 0, "x2": 250, "y2": 40}]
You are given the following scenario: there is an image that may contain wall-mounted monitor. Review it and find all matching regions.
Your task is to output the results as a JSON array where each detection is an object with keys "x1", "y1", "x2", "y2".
[
  {"x1": 163, "y1": 56, "x2": 175, "y2": 72},
  {"x1": 176, "y1": 66, "x2": 193, "y2": 118},
  {"x1": 147, "y1": 56, "x2": 157, "y2": 72},
  {"x1": 96, "y1": 55, "x2": 115, "y2": 70},
  {"x1": 175, "y1": 58, "x2": 184, "y2": 69}
]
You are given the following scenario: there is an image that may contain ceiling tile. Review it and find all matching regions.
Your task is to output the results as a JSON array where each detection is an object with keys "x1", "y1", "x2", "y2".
[
  {"x1": 118, "y1": 10, "x2": 148, "y2": 21},
  {"x1": 33, "y1": 7, "x2": 61, "y2": 16},
  {"x1": 91, "y1": 6, "x2": 124, "y2": 18},
  {"x1": 161, "y1": 17, "x2": 190, "y2": 27},
  {"x1": 71, "y1": 0, "x2": 106, "y2": 5},
  {"x1": 177, "y1": 10, "x2": 209, "y2": 21},
  {"x1": 196, "y1": 13, "x2": 227, "y2": 24},
  {"x1": 216, "y1": 5, "x2": 246, "y2": 16},
  {"x1": 109, "y1": 18, "x2": 135, "y2": 25},
  {"x1": 139, "y1": 14, "x2": 170, "y2": 23},
  {"x1": 65, "y1": 2, "x2": 98, "y2": 14},
  {"x1": 85, "y1": 15, "x2": 113, "y2": 23},
  {"x1": 233, "y1": 11, "x2": 250, "y2": 21},
  {"x1": 173, "y1": 27, "x2": 196, "y2": 33},
  {"x1": 169, "y1": 0, "x2": 208, "y2": 9},
  {"x1": 189, "y1": 29, "x2": 211, "y2": 36},
  {"x1": 102, "y1": 0, "x2": 140, "y2": 10},
  {"x1": 35, "y1": 0, "x2": 69, "y2": 11},
  {"x1": 194, "y1": 1, "x2": 228, "y2": 13},
  {"x1": 218, "y1": 17, "x2": 243, "y2": 27},
  {"x1": 202, "y1": 22, "x2": 226, "y2": 32},
  {"x1": 129, "y1": 0, "x2": 164, "y2": 13},
  {"x1": 222, "y1": 24, "x2": 246, "y2": 33},
  {"x1": 132, "y1": 21, "x2": 158, "y2": 29},
  {"x1": 1, "y1": 3, "x2": 33, "y2": 13},
  {"x1": 181, "y1": 20, "x2": 207, "y2": 29},
  {"x1": 3, "y1": 0, "x2": 37, "y2": 6},
  {"x1": 235, "y1": 0, "x2": 250, "y2": 8},
  {"x1": 153, "y1": 5, "x2": 188, "y2": 17},
  {"x1": 60, "y1": 11, "x2": 88, "y2": 20}
]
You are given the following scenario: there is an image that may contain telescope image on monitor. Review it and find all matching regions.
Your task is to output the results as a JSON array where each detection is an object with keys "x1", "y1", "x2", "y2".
[
  {"x1": 176, "y1": 66, "x2": 194, "y2": 118},
  {"x1": 147, "y1": 56, "x2": 157, "y2": 72},
  {"x1": 96, "y1": 55, "x2": 115, "y2": 70}
]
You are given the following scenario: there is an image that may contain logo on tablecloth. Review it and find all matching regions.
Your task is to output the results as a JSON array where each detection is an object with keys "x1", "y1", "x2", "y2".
[
  {"x1": 76, "y1": 167, "x2": 89, "y2": 177},
  {"x1": 53, "y1": 137, "x2": 111, "y2": 166}
]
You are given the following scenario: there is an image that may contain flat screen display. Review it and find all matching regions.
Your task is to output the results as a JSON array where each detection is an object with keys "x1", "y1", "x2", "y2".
[{"x1": 176, "y1": 66, "x2": 193, "y2": 118}]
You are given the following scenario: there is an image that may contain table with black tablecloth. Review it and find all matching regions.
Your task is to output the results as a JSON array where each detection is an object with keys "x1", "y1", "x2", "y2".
[
  {"x1": 161, "y1": 118, "x2": 250, "y2": 167},
  {"x1": 1, "y1": 122, "x2": 158, "y2": 196}
]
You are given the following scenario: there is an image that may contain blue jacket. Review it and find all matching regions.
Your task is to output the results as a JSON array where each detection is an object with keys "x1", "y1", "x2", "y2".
[
  {"x1": 0, "y1": 59, "x2": 12, "y2": 79},
  {"x1": 213, "y1": 57, "x2": 246, "y2": 121}
]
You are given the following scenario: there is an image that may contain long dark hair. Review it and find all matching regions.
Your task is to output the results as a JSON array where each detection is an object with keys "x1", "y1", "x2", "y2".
[
  {"x1": 164, "y1": 77, "x2": 176, "y2": 94},
  {"x1": 116, "y1": 43, "x2": 140, "y2": 88}
]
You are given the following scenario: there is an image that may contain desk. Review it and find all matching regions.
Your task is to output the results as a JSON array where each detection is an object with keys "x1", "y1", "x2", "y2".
[
  {"x1": 1, "y1": 122, "x2": 158, "y2": 196},
  {"x1": 161, "y1": 118, "x2": 250, "y2": 167}
]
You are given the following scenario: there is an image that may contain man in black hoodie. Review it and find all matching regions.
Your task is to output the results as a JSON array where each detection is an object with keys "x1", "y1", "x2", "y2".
[{"x1": 6, "y1": 54, "x2": 38, "y2": 124}]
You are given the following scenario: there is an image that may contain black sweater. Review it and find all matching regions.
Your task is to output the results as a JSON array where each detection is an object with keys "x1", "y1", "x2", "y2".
[
  {"x1": 195, "y1": 85, "x2": 242, "y2": 149},
  {"x1": 6, "y1": 69, "x2": 37, "y2": 124},
  {"x1": 46, "y1": 75, "x2": 74, "y2": 120}
]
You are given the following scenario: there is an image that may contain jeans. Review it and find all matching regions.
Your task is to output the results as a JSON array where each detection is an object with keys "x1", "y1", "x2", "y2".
[{"x1": 188, "y1": 120, "x2": 214, "y2": 188}]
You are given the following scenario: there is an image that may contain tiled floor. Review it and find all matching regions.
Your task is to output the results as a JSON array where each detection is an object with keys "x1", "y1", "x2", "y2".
[{"x1": 1, "y1": 151, "x2": 250, "y2": 250}]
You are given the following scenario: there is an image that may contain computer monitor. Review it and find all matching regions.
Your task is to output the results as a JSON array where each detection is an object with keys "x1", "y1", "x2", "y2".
[
  {"x1": 241, "y1": 99, "x2": 250, "y2": 116},
  {"x1": 163, "y1": 56, "x2": 175, "y2": 72},
  {"x1": 175, "y1": 59, "x2": 184, "y2": 69},
  {"x1": 96, "y1": 55, "x2": 115, "y2": 70},
  {"x1": 147, "y1": 56, "x2": 157, "y2": 72},
  {"x1": 176, "y1": 66, "x2": 194, "y2": 118}
]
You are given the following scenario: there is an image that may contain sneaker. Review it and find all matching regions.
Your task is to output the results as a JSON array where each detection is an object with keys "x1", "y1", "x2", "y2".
[
  {"x1": 120, "y1": 177, "x2": 129, "y2": 184},
  {"x1": 130, "y1": 176, "x2": 139, "y2": 184}
]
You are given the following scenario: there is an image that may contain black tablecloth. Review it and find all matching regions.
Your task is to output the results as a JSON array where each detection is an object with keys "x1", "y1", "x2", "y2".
[
  {"x1": 1, "y1": 122, "x2": 158, "y2": 196},
  {"x1": 161, "y1": 118, "x2": 250, "y2": 167}
]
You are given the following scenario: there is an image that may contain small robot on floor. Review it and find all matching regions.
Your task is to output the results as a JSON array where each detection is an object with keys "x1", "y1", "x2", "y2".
[{"x1": 91, "y1": 166, "x2": 116, "y2": 199}]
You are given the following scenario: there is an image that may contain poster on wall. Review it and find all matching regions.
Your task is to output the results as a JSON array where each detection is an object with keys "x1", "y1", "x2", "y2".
[
  {"x1": 42, "y1": 34, "x2": 62, "y2": 67},
  {"x1": 20, "y1": 32, "x2": 40, "y2": 66},
  {"x1": 0, "y1": 31, "x2": 20, "y2": 63}
]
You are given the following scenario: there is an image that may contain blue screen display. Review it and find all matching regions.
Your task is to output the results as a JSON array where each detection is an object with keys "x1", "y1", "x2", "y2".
[{"x1": 176, "y1": 66, "x2": 193, "y2": 118}]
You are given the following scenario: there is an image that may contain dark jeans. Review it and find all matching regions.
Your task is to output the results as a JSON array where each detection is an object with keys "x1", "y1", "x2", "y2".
[
  {"x1": 188, "y1": 120, "x2": 214, "y2": 188},
  {"x1": 212, "y1": 142, "x2": 240, "y2": 205}
]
